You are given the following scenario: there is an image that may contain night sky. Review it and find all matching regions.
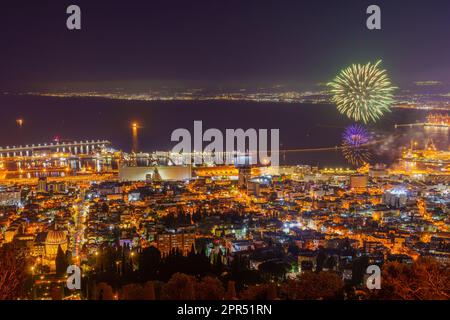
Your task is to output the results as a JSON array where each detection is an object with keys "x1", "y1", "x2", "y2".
[{"x1": 1, "y1": 0, "x2": 450, "y2": 90}]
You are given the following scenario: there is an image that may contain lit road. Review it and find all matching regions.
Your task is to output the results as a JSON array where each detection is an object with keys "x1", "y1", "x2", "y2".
[{"x1": 72, "y1": 194, "x2": 88, "y2": 262}]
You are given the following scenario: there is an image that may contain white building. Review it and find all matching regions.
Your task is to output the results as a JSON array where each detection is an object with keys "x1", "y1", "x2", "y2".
[
  {"x1": 0, "y1": 188, "x2": 21, "y2": 206},
  {"x1": 119, "y1": 165, "x2": 192, "y2": 182}
]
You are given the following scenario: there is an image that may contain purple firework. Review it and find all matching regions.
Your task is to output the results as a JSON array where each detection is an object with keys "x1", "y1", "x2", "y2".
[
  {"x1": 341, "y1": 124, "x2": 371, "y2": 166},
  {"x1": 342, "y1": 124, "x2": 370, "y2": 147}
]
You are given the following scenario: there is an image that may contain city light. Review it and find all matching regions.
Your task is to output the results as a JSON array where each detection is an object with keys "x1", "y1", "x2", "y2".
[{"x1": 1, "y1": 1, "x2": 449, "y2": 305}]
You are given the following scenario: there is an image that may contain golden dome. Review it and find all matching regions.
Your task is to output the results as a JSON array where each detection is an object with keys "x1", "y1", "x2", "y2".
[
  {"x1": 44, "y1": 229, "x2": 68, "y2": 259},
  {"x1": 45, "y1": 230, "x2": 67, "y2": 245}
]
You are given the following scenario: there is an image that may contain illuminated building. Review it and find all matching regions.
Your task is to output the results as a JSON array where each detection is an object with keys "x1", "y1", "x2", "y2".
[
  {"x1": 0, "y1": 187, "x2": 21, "y2": 206},
  {"x1": 118, "y1": 165, "x2": 192, "y2": 182},
  {"x1": 247, "y1": 181, "x2": 261, "y2": 196},
  {"x1": 98, "y1": 182, "x2": 123, "y2": 196},
  {"x1": 4, "y1": 226, "x2": 19, "y2": 243},
  {"x1": 47, "y1": 181, "x2": 67, "y2": 194},
  {"x1": 37, "y1": 177, "x2": 48, "y2": 193},
  {"x1": 226, "y1": 239, "x2": 254, "y2": 253},
  {"x1": 397, "y1": 140, "x2": 450, "y2": 175},
  {"x1": 349, "y1": 174, "x2": 368, "y2": 192},
  {"x1": 383, "y1": 187, "x2": 408, "y2": 208},
  {"x1": 44, "y1": 229, "x2": 68, "y2": 258},
  {"x1": 194, "y1": 165, "x2": 238, "y2": 177},
  {"x1": 369, "y1": 164, "x2": 388, "y2": 178},
  {"x1": 156, "y1": 229, "x2": 196, "y2": 255},
  {"x1": 33, "y1": 226, "x2": 68, "y2": 270},
  {"x1": 238, "y1": 165, "x2": 252, "y2": 188},
  {"x1": 298, "y1": 250, "x2": 317, "y2": 272}
]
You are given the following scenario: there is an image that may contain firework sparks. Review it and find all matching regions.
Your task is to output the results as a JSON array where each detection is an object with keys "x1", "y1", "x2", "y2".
[
  {"x1": 328, "y1": 60, "x2": 396, "y2": 123},
  {"x1": 342, "y1": 125, "x2": 371, "y2": 166},
  {"x1": 342, "y1": 124, "x2": 369, "y2": 146}
]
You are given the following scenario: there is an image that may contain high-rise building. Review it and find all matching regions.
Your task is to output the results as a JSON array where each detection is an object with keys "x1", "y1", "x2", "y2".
[
  {"x1": 47, "y1": 181, "x2": 67, "y2": 194},
  {"x1": 383, "y1": 188, "x2": 408, "y2": 208},
  {"x1": 247, "y1": 181, "x2": 260, "y2": 196},
  {"x1": 238, "y1": 166, "x2": 252, "y2": 188},
  {"x1": 156, "y1": 229, "x2": 196, "y2": 255},
  {"x1": 37, "y1": 177, "x2": 48, "y2": 193}
]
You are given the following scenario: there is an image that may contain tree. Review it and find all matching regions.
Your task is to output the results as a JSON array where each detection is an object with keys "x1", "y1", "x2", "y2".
[
  {"x1": 229, "y1": 254, "x2": 261, "y2": 289},
  {"x1": 324, "y1": 255, "x2": 337, "y2": 270},
  {"x1": 138, "y1": 246, "x2": 161, "y2": 279},
  {"x1": 0, "y1": 247, "x2": 26, "y2": 300},
  {"x1": 266, "y1": 282, "x2": 278, "y2": 300},
  {"x1": 282, "y1": 272, "x2": 344, "y2": 300},
  {"x1": 240, "y1": 283, "x2": 278, "y2": 300},
  {"x1": 214, "y1": 249, "x2": 224, "y2": 274},
  {"x1": 369, "y1": 257, "x2": 450, "y2": 300},
  {"x1": 195, "y1": 276, "x2": 225, "y2": 300},
  {"x1": 153, "y1": 168, "x2": 162, "y2": 182},
  {"x1": 143, "y1": 281, "x2": 156, "y2": 300},
  {"x1": 65, "y1": 250, "x2": 73, "y2": 266},
  {"x1": 225, "y1": 281, "x2": 237, "y2": 300},
  {"x1": 50, "y1": 285, "x2": 63, "y2": 300},
  {"x1": 287, "y1": 243, "x2": 300, "y2": 256},
  {"x1": 161, "y1": 273, "x2": 196, "y2": 300},
  {"x1": 258, "y1": 261, "x2": 289, "y2": 281},
  {"x1": 95, "y1": 282, "x2": 115, "y2": 300},
  {"x1": 121, "y1": 284, "x2": 146, "y2": 300},
  {"x1": 352, "y1": 255, "x2": 369, "y2": 286},
  {"x1": 101, "y1": 202, "x2": 109, "y2": 213},
  {"x1": 55, "y1": 245, "x2": 68, "y2": 276},
  {"x1": 316, "y1": 248, "x2": 327, "y2": 272}
]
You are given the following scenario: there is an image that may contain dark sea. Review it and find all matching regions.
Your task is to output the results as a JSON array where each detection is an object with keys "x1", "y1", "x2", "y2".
[{"x1": 0, "y1": 94, "x2": 448, "y2": 168}]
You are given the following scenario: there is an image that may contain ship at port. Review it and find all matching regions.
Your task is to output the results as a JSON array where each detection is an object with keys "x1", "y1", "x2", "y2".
[
  {"x1": 395, "y1": 113, "x2": 450, "y2": 129},
  {"x1": 424, "y1": 113, "x2": 450, "y2": 128}
]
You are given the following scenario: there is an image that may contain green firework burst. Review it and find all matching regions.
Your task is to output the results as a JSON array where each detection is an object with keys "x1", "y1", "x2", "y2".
[{"x1": 328, "y1": 60, "x2": 396, "y2": 123}]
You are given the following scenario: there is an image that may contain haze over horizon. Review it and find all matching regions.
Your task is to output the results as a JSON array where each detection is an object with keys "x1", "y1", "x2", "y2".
[{"x1": 2, "y1": 0, "x2": 450, "y2": 91}]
